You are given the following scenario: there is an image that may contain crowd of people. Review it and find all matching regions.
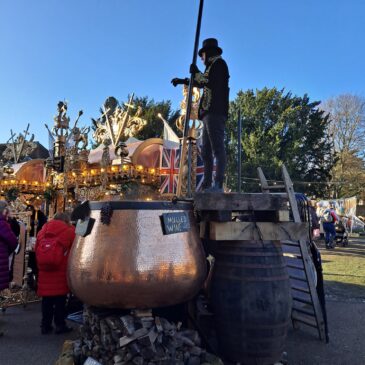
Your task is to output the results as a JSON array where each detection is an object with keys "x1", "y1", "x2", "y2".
[{"x1": 309, "y1": 202, "x2": 351, "y2": 249}]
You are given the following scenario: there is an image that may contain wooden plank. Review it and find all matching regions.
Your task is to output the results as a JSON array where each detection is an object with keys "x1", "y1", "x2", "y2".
[
  {"x1": 292, "y1": 311, "x2": 317, "y2": 328},
  {"x1": 285, "y1": 256, "x2": 305, "y2": 269},
  {"x1": 291, "y1": 290, "x2": 312, "y2": 303},
  {"x1": 199, "y1": 222, "x2": 207, "y2": 238},
  {"x1": 200, "y1": 210, "x2": 232, "y2": 222},
  {"x1": 209, "y1": 221, "x2": 308, "y2": 241},
  {"x1": 282, "y1": 240, "x2": 300, "y2": 247},
  {"x1": 194, "y1": 192, "x2": 288, "y2": 211},
  {"x1": 288, "y1": 268, "x2": 307, "y2": 280},
  {"x1": 282, "y1": 244, "x2": 301, "y2": 255},
  {"x1": 292, "y1": 304, "x2": 315, "y2": 317},
  {"x1": 290, "y1": 278, "x2": 309, "y2": 291},
  {"x1": 257, "y1": 167, "x2": 270, "y2": 192},
  {"x1": 291, "y1": 284, "x2": 310, "y2": 294}
]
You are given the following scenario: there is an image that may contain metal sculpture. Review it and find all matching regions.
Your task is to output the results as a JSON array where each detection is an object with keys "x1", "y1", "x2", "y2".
[
  {"x1": 45, "y1": 101, "x2": 89, "y2": 209},
  {"x1": 92, "y1": 95, "x2": 147, "y2": 162},
  {"x1": 71, "y1": 125, "x2": 90, "y2": 151},
  {"x1": 91, "y1": 96, "x2": 147, "y2": 190},
  {"x1": 2, "y1": 124, "x2": 37, "y2": 164}
]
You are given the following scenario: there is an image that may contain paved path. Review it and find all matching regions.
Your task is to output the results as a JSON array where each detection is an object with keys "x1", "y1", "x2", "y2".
[
  {"x1": 285, "y1": 238, "x2": 365, "y2": 365},
  {"x1": 3, "y1": 300, "x2": 365, "y2": 365},
  {"x1": 1, "y1": 239, "x2": 365, "y2": 365},
  {"x1": 285, "y1": 298, "x2": 365, "y2": 365},
  {"x1": 0, "y1": 301, "x2": 76, "y2": 365}
]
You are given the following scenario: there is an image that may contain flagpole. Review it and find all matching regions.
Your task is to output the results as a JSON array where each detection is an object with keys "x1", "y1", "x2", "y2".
[{"x1": 177, "y1": 0, "x2": 205, "y2": 197}]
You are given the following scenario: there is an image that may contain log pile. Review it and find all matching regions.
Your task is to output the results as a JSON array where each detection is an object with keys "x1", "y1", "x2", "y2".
[{"x1": 73, "y1": 307, "x2": 223, "y2": 365}]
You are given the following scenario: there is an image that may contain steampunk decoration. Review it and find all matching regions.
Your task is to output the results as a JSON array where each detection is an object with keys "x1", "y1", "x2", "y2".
[
  {"x1": 45, "y1": 101, "x2": 85, "y2": 172},
  {"x1": 176, "y1": 86, "x2": 203, "y2": 197},
  {"x1": 44, "y1": 101, "x2": 90, "y2": 210},
  {"x1": 2, "y1": 124, "x2": 37, "y2": 164},
  {"x1": 92, "y1": 95, "x2": 147, "y2": 162},
  {"x1": 91, "y1": 95, "x2": 147, "y2": 190}
]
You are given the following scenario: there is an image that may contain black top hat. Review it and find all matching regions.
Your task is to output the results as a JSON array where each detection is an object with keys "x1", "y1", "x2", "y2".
[{"x1": 198, "y1": 38, "x2": 223, "y2": 57}]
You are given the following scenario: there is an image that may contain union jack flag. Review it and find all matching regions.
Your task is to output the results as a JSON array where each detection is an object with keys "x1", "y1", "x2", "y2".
[
  {"x1": 160, "y1": 145, "x2": 207, "y2": 195},
  {"x1": 160, "y1": 147, "x2": 180, "y2": 194}
]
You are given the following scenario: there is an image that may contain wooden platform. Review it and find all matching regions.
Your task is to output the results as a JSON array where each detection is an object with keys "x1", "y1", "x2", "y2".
[
  {"x1": 194, "y1": 192, "x2": 288, "y2": 211},
  {"x1": 202, "y1": 221, "x2": 308, "y2": 241},
  {"x1": 193, "y1": 167, "x2": 327, "y2": 342},
  {"x1": 195, "y1": 192, "x2": 291, "y2": 224}
]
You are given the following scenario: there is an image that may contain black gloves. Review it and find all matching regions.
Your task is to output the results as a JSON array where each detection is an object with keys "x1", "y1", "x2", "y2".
[
  {"x1": 189, "y1": 63, "x2": 200, "y2": 75},
  {"x1": 171, "y1": 78, "x2": 189, "y2": 87}
]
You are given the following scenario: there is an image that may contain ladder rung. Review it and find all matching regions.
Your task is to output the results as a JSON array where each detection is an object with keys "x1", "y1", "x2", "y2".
[
  {"x1": 292, "y1": 305, "x2": 315, "y2": 317},
  {"x1": 282, "y1": 241, "x2": 300, "y2": 247},
  {"x1": 288, "y1": 267, "x2": 306, "y2": 276},
  {"x1": 292, "y1": 297, "x2": 313, "y2": 305},
  {"x1": 266, "y1": 185, "x2": 286, "y2": 190},
  {"x1": 289, "y1": 275, "x2": 306, "y2": 282},
  {"x1": 291, "y1": 285, "x2": 310, "y2": 294},
  {"x1": 292, "y1": 313, "x2": 317, "y2": 328},
  {"x1": 282, "y1": 246, "x2": 301, "y2": 255}
]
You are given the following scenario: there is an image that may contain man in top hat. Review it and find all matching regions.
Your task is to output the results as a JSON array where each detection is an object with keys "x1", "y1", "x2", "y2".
[{"x1": 172, "y1": 38, "x2": 230, "y2": 192}]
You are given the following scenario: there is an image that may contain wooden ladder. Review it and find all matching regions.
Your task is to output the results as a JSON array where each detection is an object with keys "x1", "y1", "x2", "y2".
[{"x1": 258, "y1": 165, "x2": 326, "y2": 342}]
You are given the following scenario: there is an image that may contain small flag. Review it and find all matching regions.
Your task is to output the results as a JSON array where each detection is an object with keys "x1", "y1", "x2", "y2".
[{"x1": 158, "y1": 114, "x2": 180, "y2": 148}]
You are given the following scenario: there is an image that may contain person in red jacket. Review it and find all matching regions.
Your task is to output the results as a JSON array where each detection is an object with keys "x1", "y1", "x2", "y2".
[{"x1": 35, "y1": 212, "x2": 75, "y2": 334}]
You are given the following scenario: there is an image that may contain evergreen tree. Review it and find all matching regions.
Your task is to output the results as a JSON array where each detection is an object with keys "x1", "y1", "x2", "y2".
[
  {"x1": 132, "y1": 96, "x2": 180, "y2": 140},
  {"x1": 226, "y1": 88, "x2": 335, "y2": 197}
]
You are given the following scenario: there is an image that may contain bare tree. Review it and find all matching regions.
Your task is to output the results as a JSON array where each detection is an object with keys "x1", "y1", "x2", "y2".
[
  {"x1": 321, "y1": 94, "x2": 365, "y2": 154},
  {"x1": 321, "y1": 94, "x2": 365, "y2": 198}
]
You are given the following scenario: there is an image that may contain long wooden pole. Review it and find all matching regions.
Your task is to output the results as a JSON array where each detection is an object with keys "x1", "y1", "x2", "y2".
[
  {"x1": 238, "y1": 109, "x2": 242, "y2": 192},
  {"x1": 177, "y1": 0, "x2": 204, "y2": 197}
]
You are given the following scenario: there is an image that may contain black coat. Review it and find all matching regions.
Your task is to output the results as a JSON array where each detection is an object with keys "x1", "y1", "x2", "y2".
[
  {"x1": 8, "y1": 217, "x2": 20, "y2": 238},
  {"x1": 193, "y1": 56, "x2": 230, "y2": 119}
]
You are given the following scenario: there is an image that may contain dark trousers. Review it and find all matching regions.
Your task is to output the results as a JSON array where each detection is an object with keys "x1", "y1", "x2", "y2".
[
  {"x1": 201, "y1": 114, "x2": 227, "y2": 186},
  {"x1": 41, "y1": 295, "x2": 67, "y2": 329},
  {"x1": 323, "y1": 222, "x2": 336, "y2": 245}
]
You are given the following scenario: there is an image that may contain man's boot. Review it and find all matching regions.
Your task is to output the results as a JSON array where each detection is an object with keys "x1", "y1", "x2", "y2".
[
  {"x1": 204, "y1": 182, "x2": 224, "y2": 193},
  {"x1": 200, "y1": 180, "x2": 212, "y2": 192}
]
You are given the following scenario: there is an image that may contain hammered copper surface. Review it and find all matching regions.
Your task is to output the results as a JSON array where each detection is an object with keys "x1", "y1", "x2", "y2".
[{"x1": 67, "y1": 205, "x2": 206, "y2": 309}]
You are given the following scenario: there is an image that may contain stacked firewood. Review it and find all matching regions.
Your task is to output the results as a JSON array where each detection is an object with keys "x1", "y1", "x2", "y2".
[{"x1": 73, "y1": 307, "x2": 223, "y2": 365}]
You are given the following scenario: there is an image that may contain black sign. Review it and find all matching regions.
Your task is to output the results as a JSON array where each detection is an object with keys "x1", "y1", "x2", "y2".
[{"x1": 161, "y1": 212, "x2": 190, "y2": 235}]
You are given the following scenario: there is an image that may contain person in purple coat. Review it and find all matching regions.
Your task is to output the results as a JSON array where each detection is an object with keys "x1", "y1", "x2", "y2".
[{"x1": 0, "y1": 200, "x2": 18, "y2": 337}]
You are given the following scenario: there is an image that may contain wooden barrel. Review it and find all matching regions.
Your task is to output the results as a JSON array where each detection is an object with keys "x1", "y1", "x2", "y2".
[{"x1": 211, "y1": 240, "x2": 291, "y2": 365}]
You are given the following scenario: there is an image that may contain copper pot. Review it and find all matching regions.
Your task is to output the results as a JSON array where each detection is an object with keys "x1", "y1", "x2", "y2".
[{"x1": 67, "y1": 201, "x2": 206, "y2": 309}]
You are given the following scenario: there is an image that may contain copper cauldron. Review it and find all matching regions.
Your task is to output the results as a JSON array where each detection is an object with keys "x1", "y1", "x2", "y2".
[{"x1": 67, "y1": 201, "x2": 206, "y2": 309}]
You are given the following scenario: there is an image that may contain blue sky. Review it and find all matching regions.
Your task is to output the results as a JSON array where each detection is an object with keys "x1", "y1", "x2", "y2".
[{"x1": 0, "y1": 0, "x2": 364, "y2": 146}]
